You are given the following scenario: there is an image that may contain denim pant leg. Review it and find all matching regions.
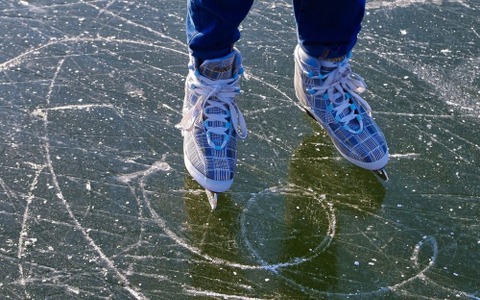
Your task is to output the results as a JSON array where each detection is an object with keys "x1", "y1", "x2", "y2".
[
  {"x1": 293, "y1": 0, "x2": 366, "y2": 59},
  {"x1": 186, "y1": 0, "x2": 254, "y2": 60}
]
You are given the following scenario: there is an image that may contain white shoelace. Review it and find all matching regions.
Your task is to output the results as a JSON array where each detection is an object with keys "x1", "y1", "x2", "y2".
[
  {"x1": 306, "y1": 59, "x2": 371, "y2": 133},
  {"x1": 179, "y1": 70, "x2": 247, "y2": 150}
]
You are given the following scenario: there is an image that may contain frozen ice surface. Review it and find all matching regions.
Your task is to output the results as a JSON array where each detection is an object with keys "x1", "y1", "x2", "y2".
[{"x1": 0, "y1": 0, "x2": 479, "y2": 299}]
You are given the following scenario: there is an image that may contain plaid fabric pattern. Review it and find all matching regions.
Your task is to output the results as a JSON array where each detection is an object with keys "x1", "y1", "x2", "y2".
[
  {"x1": 182, "y1": 50, "x2": 244, "y2": 192},
  {"x1": 183, "y1": 105, "x2": 238, "y2": 182},
  {"x1": 294, "y1": 46, "x2": 388, "y2": 170}
]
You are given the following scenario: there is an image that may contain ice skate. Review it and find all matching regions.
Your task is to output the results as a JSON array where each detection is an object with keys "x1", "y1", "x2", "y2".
[
  {"x1": 294, "y1": 45, "x2": 389, "y2": 179},
  {"x1": 179, "y1": 49, "x2": 247, "y2": 209}
]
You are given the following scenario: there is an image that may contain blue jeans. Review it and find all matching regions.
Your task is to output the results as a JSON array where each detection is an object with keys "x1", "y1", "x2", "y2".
[{"x1": 187, "y1": 0, "x2": 365, "y2": 60}]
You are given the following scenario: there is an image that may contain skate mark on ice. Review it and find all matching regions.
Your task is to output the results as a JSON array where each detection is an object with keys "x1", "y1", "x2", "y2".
[{"x1": 35, "y1": 58, "x2": 148, "y2": 300}]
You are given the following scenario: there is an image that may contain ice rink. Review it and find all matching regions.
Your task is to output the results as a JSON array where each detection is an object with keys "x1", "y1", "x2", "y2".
[{"x1": 0, "y1": 0, "x2": 479, "y2": 299}]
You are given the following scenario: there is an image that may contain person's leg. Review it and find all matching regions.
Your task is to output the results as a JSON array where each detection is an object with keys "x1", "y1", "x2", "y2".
[
  {"x1": 181, "y1": 1, "x2": 252, "y2": 202},
  {"x1": 293, "y1": 0, "x2": 365, "y2": 59},
  {"x1": 186, "y1": 0, "x2": 254, "y2": 61}
]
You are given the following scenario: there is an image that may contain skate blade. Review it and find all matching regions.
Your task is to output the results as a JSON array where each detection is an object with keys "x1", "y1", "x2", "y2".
[
  {"x1": 373, "y1": 168, "x2": 389, "y2": 181},
  {"x1": 205, "y1": 189, "x2": 218, "y2": 210}
]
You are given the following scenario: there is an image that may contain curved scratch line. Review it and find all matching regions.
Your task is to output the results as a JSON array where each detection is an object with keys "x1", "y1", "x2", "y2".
[
  {"x1": 41, "y1": 58, "x2": 147, "y2": 300},
  {"x1": 279, "y1": 236, "x2": 439, "y2": 298},
  {"x1": 140, "y1": 177, "x2": 336, "y2": 272},
  {"x1": 136, "y1": 168, "x2": 262, "y2": 270},
  {"x1": 422, "y1": 278, "x2": 480, "y2": 300},
  {"x1": 0, "y1": 36, "x2": 187, "y2": 72},
  {"x1": 0, "y1": 176, "x2": 19, "y2": 206},
  {"x1": 240, "y1": 185, "x2": 335, "y2": 272},
  {"x1": 46, "y1": 103, "x2": 116, "y2": 111},
  {"x1": 16, "y1": 166, "x2": 44, "y2": 298},
  {"x1": 0, "y1": 39, "x2": 58, "y2": 71},
  {"x1": 121, "y1": 162, "x2": 265, "y2": 270},
  {"x1": 79, "y1": 0, "x2": 185, "y2": 47},
  {"x1": 184, "y1": 287, "x2": 265, "y2": 300},
  {"x1": 367, "y1": 0, "x2": 443, "y2": 9},
  {"x1": 390, "y1": 236, "x2": 438, "y2": 289}
]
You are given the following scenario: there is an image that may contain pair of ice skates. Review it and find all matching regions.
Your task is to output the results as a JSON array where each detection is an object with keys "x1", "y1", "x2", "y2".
[{"x1": 178, "y1": 46, "x2": 389, "y2": 209}]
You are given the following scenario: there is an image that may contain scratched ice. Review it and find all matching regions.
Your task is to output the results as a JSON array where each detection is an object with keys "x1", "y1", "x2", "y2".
[{"x1": 0, "y1": 0, "x2": 479, "y2": 299}]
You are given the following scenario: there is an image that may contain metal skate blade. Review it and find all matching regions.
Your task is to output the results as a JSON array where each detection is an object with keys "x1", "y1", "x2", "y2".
[
  {"x1": 373, "y1": 168, "x2": 389, "y2": 181},
  {"x1": 304, "y1": 108, "x2": 317, "y2": 121},
  {"x1": 205, "y1": 189, "x2": 218, "y2": 210}
]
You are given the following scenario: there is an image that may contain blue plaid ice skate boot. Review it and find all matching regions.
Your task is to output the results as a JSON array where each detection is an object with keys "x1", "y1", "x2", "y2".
[
  {"x1": 179, "y1": 49, "x2": 247, "y2": 196},
  {"x1": 294, "y1": 45, "x2": 389, "y2": 176}
]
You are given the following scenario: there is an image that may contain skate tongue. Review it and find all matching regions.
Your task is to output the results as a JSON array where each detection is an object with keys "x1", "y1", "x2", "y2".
[
  {"x1": 199, "y1": 52, "x2": 236, "y2": 80},
  {"x1": 319, "y1": 56, "x2": 346, "y2": 76}
]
